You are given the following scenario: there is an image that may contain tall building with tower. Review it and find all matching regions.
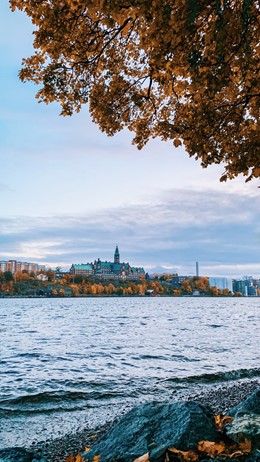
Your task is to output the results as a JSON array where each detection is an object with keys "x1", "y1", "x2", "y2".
[
  {"x1": 196, "y1": 261, "x2": 199, "y2": 277},
  {"x1": 70, "y1": 246, "x2": 145, "y2": 280}
]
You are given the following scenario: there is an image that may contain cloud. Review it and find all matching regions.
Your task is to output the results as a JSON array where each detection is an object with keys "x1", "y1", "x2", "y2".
[{"x1": 0, "y1": 188, "x2": 259, "y2": 277}]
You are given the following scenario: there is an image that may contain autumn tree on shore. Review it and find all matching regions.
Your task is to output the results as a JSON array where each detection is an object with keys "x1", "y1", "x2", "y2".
[{"x1": 10, "y1": 0, "x2": 259, "y2": 181}]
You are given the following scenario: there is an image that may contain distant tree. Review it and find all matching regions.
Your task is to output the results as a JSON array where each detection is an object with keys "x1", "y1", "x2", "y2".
[
  {"x1": 70, "y1": 284, "x2": 80, "y2": 296},
  {"x1": 222, "y1": 288, "x2": 231, "y2": 296},
  {"x1": 234, "y1": 291, "x2": 243, "y2": 297},
  {"x1": 10, "y1": 0, "x2": 259, "y2": 181},
  {"x1": 105, "y1": 283, "x2": 116, "y2": 295},
  {"x1": 15, "y1": 271, "x2": 30, "y2": 282},
  {"x1": 63, "y1": 273, "x2": 72, "y2": 284},
  {"x1": 194, "y1": 277, "x2": 209, "y2": 293},
  {"x1": 74, "y1": 274, "x2": 83, "y2": 284},
  {"x1": 173, "y1": 289, "x2": 181, "y2": 296},
  {"x1": 159, "y1": 274, "x2": 174, "y2": 282},
  {"x1": 209, "y1": 285, "x2": 220, "y2": 296},
  {"x1": 181, "y1": 279, "x2": 192, "y2": 294},
  {"x1": 96, "y1": 283, "x2": 105, "y2": 295},
  {"x1": 0, "y1": 271, "x2": 4, "y2": 283},
  {"x1": 90, "y1": 284, "x2": 97, "y2": 295},
  {"x1": 4, "y1": 271, "x2": 13, "y2": 282},
  {"x1": 137, "y1": 283, "x2": 146, "y2": 296},
  {"x1": 46, "y1": 269, "x2": 55, "y2": 282},
  {"x1": 117, "y1": 287, "x2": 125, "y2": 296}
]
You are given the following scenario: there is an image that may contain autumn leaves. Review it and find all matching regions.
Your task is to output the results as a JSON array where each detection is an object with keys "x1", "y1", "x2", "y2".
[
  {"x1": 9, "y1": 0, "x2": 259, "y2": 182},
  {"x1": 64, "y1": 413, "x2": 253, "y2": 462}
]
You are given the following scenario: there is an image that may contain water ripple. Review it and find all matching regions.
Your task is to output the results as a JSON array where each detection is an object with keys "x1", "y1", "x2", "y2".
[{"x1": 0, "y1": 296, "x2": 259, "y2": 448}]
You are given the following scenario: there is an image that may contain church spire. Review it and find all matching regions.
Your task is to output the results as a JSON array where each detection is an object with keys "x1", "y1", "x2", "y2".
[{"x1": 114, "y1": 245, "x2": 120, "y2": 264}]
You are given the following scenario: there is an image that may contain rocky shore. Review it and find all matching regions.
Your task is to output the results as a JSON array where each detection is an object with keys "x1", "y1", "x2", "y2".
[
  {"x1": 1, "y1": 379, "x2": 259, "y2": 462},
  {"x1": 30, "y1": 379, "x2": 259, "y2": 462}
]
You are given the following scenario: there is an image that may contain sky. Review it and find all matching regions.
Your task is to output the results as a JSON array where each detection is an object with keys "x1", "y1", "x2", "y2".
[{"x1": 0, "y1": 2, "x2": 259, "y2": 278}]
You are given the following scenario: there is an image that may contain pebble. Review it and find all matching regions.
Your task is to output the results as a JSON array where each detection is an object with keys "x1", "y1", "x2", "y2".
[{"x1": 30, "y1": 379, "x2": 260, "y2": 462}]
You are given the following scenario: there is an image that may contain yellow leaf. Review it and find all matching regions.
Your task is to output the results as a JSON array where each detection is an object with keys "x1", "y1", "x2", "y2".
[
  {"x1": 134, "y1": 452, "x2": 150, "y2": 462},
  {"x1": 93, "y1": 456, "x2": 100, "y2": 462}
]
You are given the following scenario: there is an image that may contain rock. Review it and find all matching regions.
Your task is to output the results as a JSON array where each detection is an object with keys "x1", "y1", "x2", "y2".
[
  {"x1": 226, "y1": 388, "x2": 260, "y2": 449},
  {"x1": 226, "y1": 413, "x2": 260, "y2": 447},
  {"x1": 228, "y1": 388, "x2": 260, "y2": 416},
  {"x1": 0, "y1": 447, "x2": 44, "y2": 462},
  {"x1": 83, "y1": 400, "x2": 219, "y2": 462}
]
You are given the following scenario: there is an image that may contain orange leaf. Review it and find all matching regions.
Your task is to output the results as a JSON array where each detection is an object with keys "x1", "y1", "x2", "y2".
[
  {"x1": 65, "y1": 455, "x2": 76, "y2": 462},
  {"x1": 168, "y1": 447, "x2": 199, "y2": 461},
  {"x1": 238, "y1": 438, "x2": 252, "y2": 454},
  {"x1": 76, "y1": 455, "x2": 84, "y2": 462},
  {"x1": 93, "y1": 456, "x2": 100, "y2": 462},
  {"x1": 197, "y1": 440, "x2": 226, "y2": 456},
  {"x1": 214, "y1": 414, "x2": 233, "y2": 430},
  {"x1": 134, "y1": 452, "x2": 150, "y2": 462}
]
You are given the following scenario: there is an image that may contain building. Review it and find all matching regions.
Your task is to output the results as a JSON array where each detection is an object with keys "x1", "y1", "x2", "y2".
[
  {"x1": 209, "y1": 277, "x2": 233, "y2": 292},
  {"x1": 232, "y1": 278, "x2": 259, "y2": 296},
  {"x1": 232, "y1": 279, "x2": 246, "y2": 296},
  {"x1": 171, "y1": 275, "x2": 192, "y2": 288},
  {"x1": 70, "y1": 246, "x2": 145, "y2": 280},
  {"x1": 0, "y1": 259, "x2": 46, "y2": 274}
]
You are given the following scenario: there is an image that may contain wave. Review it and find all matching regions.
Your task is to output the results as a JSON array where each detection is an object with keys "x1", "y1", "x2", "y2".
[
  {"x1": 164, "y1": 367, "x2": 260, "y2": 385},
  {"x1": 0, "y1": 387, "x2": 133, "y2": 414},
  {"x1": 1, "y1": 367, "x2": 259, "y2": 417}
]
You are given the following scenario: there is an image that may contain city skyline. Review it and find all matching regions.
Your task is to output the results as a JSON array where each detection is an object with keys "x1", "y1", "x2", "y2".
[
  {"x1": 0, "y1": 4, "x2": 259, "y2": 278},
  {"x1": 0, "y1": 250, "x2": 259, "y2": 280}
]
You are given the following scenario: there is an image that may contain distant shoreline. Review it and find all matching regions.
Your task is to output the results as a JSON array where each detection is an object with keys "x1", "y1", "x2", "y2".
[{"x1": 0, "y1": 294, "x2": 251, "y2": 299}]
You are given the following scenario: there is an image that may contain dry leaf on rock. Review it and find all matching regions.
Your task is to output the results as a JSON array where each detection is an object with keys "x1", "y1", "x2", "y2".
[
  {"x1": 197, "y1": 440, "x2": 226, "y2": 456},
  {"x1": 214, "y1": 414, "x2": 233, "y2": 431},
  {"x1": 168, "y1": 447, "x2": 199, "y2": 461},
  {"x1": 76, "y1": 455, "x2": 84, "y2": 462},
  {"x1": 65, "y1": 452, "x2": 87, "y2": 462},
  {"x1": 238, "y1": 438, "x2": 252, "y2": 454},
  {"x1": 65, "y1": 455, "x2": 77, "y2": 462},
  {"x1": 134, "y1": 451, "x2": 150, "y2": 462},
  {"x1": 228, "y1": 450, "x2": 246, "y2": 458}
]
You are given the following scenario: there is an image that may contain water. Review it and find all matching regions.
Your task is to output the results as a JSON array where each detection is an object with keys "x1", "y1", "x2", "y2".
[{"x1": 0, "y1": 297, "x2": 259, "y2": 449}]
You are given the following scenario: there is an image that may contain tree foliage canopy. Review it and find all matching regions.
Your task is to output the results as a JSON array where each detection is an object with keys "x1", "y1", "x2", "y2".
[{"x1": 10, "y1": 0, "x2": 260, "y2": 181}]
